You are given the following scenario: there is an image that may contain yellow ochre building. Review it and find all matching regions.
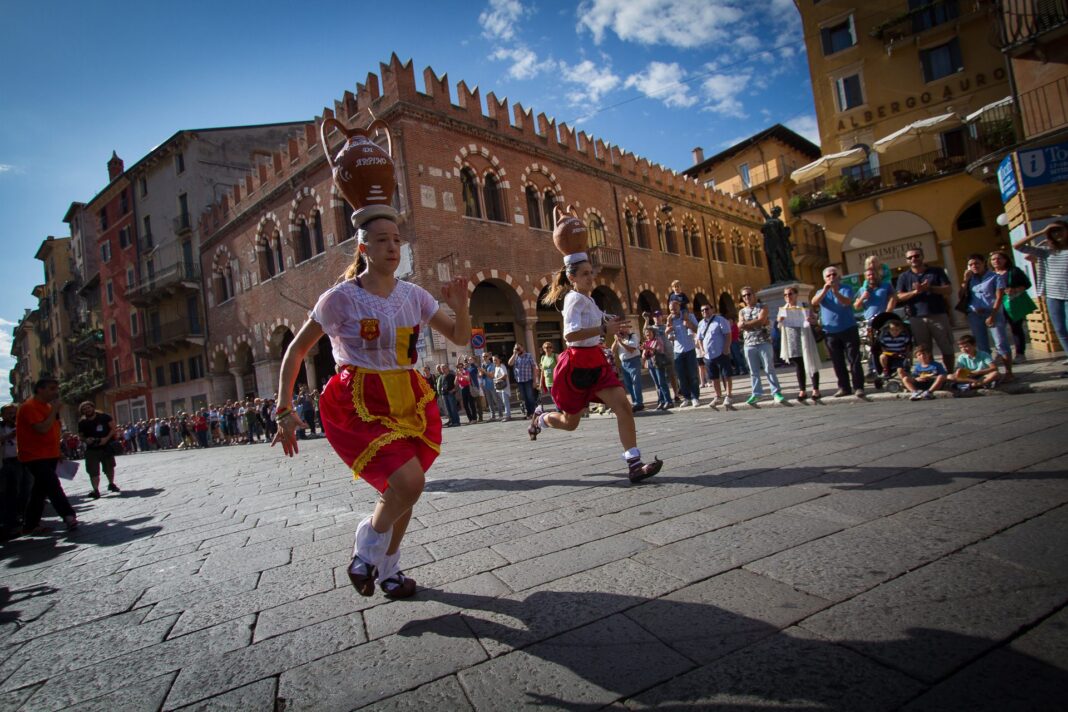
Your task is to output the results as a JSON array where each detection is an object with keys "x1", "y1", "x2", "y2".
[{"x1": 791, "y1": 0, "x2": 1017, "y2": 292}]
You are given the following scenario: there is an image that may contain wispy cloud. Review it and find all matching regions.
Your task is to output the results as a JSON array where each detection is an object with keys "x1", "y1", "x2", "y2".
[
  {"x1": 700, "y1": 72, "x2": 752, "y2": 118},
  {"x1": 785, "y1": 114, "x2": 821, "y2": 145},
  {"x1": 479, "y1": 0, "x2": 528, "y2": 41},
  {"x1": 0, "y1": 164, "x2": 20, "y2": 175},
  {"x1": 624, "y1": 62, "x2": 697, "y2": 108},
  {"x1": 561, "y1": 59, "x2": 621, "y2": 107},
  {"x1": 491, "y1": 46, "x2": 555, "y2": 80},
  {"x1": 577, "y1": 0, "x2": 745, "y2": 48}
]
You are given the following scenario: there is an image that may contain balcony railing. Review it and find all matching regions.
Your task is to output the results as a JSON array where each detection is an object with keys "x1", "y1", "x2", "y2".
[
  {"x1": 108, "y1": 368, "x2": 148, "y2": 390},
  {"x1": 996, "y1": 0, "x2": 1068, "y2": 50},
  {"x1": 70, "y1": 328, "x2": 105, "y2": 355},
  {"x1": 791, "y1": 121, "x2": 1020, "y2": 213},
  {"x1": 1019, "y1": 75, "x2": 1068, "y2": 138},
  {"x1": 588, "y1": 244, "x2": 624, "y2": 271},
  {"x1": 128, "y1": 261, "x2": 201, "y2": 306},
  {"x1": 134, "y1": 316, "x2": 204, "y2": 355},
  {"x1": 173, "y1": 213, "x2": 192, "y2": 234}
]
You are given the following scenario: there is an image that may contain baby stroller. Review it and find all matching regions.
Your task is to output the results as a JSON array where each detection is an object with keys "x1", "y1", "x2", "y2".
[{"x1": 869, "y1": 312, "x2": 913, "y2": 393}]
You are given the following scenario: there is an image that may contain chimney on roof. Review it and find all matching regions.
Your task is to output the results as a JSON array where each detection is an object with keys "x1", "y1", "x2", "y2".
[
  {"x1": 692, "y1": 147, "x2": 704, "y2": 165},
  {"x1": 107, "y1": 151, "x2": 124, "y2": 181}
]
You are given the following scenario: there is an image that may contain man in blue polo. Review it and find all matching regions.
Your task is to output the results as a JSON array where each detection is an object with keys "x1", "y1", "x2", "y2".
[
  {"x1": 696, "y1": 303, "x2": 734, "y2": 407},
  {"x1": 813, "y1": 265, "x2": 866, "y2": 398}
]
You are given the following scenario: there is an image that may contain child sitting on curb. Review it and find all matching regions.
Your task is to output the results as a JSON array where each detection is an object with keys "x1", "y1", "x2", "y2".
[
  {"x1": 903, "y1": 344, "x2": 947, "y2": 400},
  {"x1": 950, "y1": 334, "x2": 1001, "y2": 393}
]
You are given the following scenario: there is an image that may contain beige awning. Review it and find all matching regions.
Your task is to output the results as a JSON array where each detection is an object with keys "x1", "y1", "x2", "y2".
[
  {"x1": 789, "y1": 148, "x2": 868, "y2": 183},
  {"x1": 872, "y1": 112, "x2": 963, "y2": 153},
  {"x1": 965, "y1": 96, "x2": 1013, "y2": 122}
]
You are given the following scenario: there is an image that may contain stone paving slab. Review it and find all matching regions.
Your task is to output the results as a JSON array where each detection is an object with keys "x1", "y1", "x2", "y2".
[{"x1": 0, "y1": 390, "x2": 1066, "y2": 710}]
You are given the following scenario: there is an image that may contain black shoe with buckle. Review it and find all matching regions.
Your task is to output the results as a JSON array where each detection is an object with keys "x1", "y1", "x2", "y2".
[
  {"x1": 380, "y1": 571, "x2": 417, "y2": 599},
  {"x1": 347, "y1": 555, "x2": 378, "y2": 597},
  {"x1": 628, "y1": 456, "x2": 663, "y2": 484}
]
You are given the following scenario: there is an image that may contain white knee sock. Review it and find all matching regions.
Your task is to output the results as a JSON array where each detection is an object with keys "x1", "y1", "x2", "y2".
[
  {"x1": 353, "y1": 516, "x2": 392, "y2": 569},
  {"x1": 377, "y1": 550, "x2": 402, "y2": 583}
]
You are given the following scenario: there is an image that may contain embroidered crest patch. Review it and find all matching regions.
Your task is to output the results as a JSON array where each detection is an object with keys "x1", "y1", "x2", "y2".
[{"x1": 360, "y1": 318, "x2": 381, "y2": 341}]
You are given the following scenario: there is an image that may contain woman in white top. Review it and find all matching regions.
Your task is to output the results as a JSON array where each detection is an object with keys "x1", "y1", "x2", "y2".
[
  {"x1": 776, "y1": 285, "x2": 822, "y2": 400},
  {"x1": 492, "y1": 354, "x2": 512, "y2": 421},
  {"x1": 526, "y1": 253, "x2": 662, "y2": 483},
  {"x1": 273, "y1": 217, "x2": 470, "y2": 599}
]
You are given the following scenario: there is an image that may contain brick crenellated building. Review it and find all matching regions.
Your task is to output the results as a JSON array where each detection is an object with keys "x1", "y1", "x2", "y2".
[{"x1": 199, "y1": 55, "x2": 771, "y2": 401}]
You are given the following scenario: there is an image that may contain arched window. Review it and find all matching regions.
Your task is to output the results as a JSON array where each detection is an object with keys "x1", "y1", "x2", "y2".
[
  {"x1": 461, "y1": 168, "x2": 481, "y2": 218},
  {"x1": 313, "y1": 211, "x2": 324, "y2": 254},
  {"x1": 543, "y1": 190, "x2": 556, "y2": 229},
  {"x1": 637, "y1": 215, "x2": 650, "y2": 249},
  {"x1": 712, "y1": 232, "x2": 726, "y2": 261},
  {"x1": 296, "y1": 219, "x2": 312, "y2": 263},
  {"x1": 225, "y1": 266, "x2": 235, "y2": 299},
  {"x1": 656, "y1": 221, "x2": 667, "y2": 252},
  {"x1": 339, "y1": 200, "x2": 355, "y2": 241},
  {"x1": 624, "y1": 210, "x2": 637, "y2": 247},
  {"x1": 689, "y1": 227, "x2": 702, "y2": 258},
  {"x1": 732, "y1": 238, "x2": 746, "y2": 265},
  {"x1": 215, "y1": 271, "x2": 230, "y2": 303},
  {"x1": 526, "y1": 186, "x2": 542, "y2": 229},
  {"x1": 750, "y1": 240, "x2": 763, "y2": 268},
  {"x1": 587, "y1": 215, "x2": 606, "y2": 247},
  {"x1": 274, "y1": 237, "x2": 285, "y2": 274},
  {"x1": 483, "y1": 173, "x2": 505, "y2": 222},
  {"x1": 665, "y1": 223, "x2": 678, "y2": 254},
  {"x1": 262, "y1": 242, "x2": 277, "y2": 280}
]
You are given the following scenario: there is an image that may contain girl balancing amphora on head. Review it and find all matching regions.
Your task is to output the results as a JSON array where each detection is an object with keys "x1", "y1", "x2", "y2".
[{"x1": 320, "y1": 115, "x2": 398, "y2": 228}]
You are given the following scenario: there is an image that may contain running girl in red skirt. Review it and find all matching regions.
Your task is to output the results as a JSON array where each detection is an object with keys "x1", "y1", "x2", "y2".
[
  {"x1": 527, "y1": 251, "x2": 663, "y2": 483},
  {"x1": 273, "y1": 217, "x2": 470, "y2": 599}
]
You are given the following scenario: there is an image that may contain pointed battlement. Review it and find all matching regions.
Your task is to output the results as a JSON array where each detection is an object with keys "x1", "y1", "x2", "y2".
[{"x1": 201, "y1": 53, "x2": 762, "y2": 238}]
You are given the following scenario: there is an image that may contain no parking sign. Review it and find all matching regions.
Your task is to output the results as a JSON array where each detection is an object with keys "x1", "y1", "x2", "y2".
[{"x1": 470, "y1": 328, "x2": 485, "y2": 350}]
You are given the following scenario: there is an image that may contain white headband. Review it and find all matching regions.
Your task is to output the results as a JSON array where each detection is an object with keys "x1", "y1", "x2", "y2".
[{"x1": 563, "y1": 252, "x2": 588, "y2": 266}]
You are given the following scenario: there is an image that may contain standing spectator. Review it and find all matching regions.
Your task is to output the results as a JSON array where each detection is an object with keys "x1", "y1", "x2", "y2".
[
  {"x1": 778, "y1": 286, "x2": 822, "y2": 400},
  {"x1": 193, "y1": 411, "x2": 210, "y2": 448},
  {"x1": 989, "y1": 250, "x2": 1032, "y2": 362},
  {"x1": 244, "y1": 397, "x2": 261, "y2": 443},
  {"x1": 896, "y1": 247, "x2": 954, "y2": 371},
  {"x1": 136, "y1": 421, "x2": 149, "y2": 452},
  {"x1": 738, "y1": 287, "x2": 784, "y2": 405},
  {"x1": 16, "y1": 378, "x2": 78, "y2": 533},
  {"x1": 696, "y1": 303, "x2": 734, "y2": 407},
  {"x1": 124, "y1": 423, "x2": 137, "y2": 453},
  {"x1": 641, "y1": 326, "x2": 673, "y2": 410},
  {"x1": 456, "y1": 360, "x2": 478, "y2": 424},
  {"x1": 855, "y1": 263, "x2": 898, "y2": 376},
  {"x1": 492, "y1": 354, "x2": 512, "y2": 422},
  {"x1": 464, "y1": 358, "x2": 485, "y2": 422},
  {"x1": 508, "y1": 344, "x2": 538, "y2": 418},
  {"x1": 813, "y1": 265, "x2": 865, "y2": 398},
  {"x1": 479, "y1": 353, "x2": 502, "y2": 421},
  {"x1": 437, "y1": 363, "x2": 461, "y2": 427},
  {"x1": 158, "y1": 417, "x2": 172, "y2": 449},
  {"x1": 260, "y1": 398, "x2": 277, "y2": 442},
  {"x1": 647, "y1": 310, "x2": 682, "y2": 402},
  {"x1": 294, "y1": 389, "x2": 309, "y2": 440},
  {"x1": 612, "y1": 322, "x2": 645, "y2": 412},
  {"x1": 665, "y1": 299, "x2": 701, "y2": 407},
  {"x1": 1, "y1": 403, "x2": 31, "y2": 537},
  {"x1": 1013, "y1": 220, "x2": 1068, "y2": 365},
  {"x1": 960, "y1": 253, "x2": 1013, "y2": 380},
  {"x1": 300, "y1": 389, "x2": 317, "y2": 437},
  {"x1": 729, "y1": 316, "x2": 748, "y2": 376},
  {"x1": 538, "y1": 342, "x2": 558, "y2": 408},
  {"x1": 77, "y1": 401, "x2": 120, "y2": 499}
]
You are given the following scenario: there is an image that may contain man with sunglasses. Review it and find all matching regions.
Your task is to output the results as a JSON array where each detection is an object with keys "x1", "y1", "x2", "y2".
[
  {"x1": 813, "y1": 266, "x2": 865, "y2": 398},
  {"x1": 896, "y1": 248, "x2": 954, "y2": 372}
]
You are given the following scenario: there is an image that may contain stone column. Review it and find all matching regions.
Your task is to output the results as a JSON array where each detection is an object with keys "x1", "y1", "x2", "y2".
[
  {"x1": 255, "y1": 359, "x2": 281, "y2": 399},
  {"x1": 304, "y1": 356, "x2": 319, "y2": 393},
  {"x1": 523, "y1": 320, "x2": 536, "y2": 353},
  {"x1": 939, "y1": 238, "x2": 961, "y2": 325},
  {"x1": 229, "y1": 368, "x2": 245, "y2": 400}
]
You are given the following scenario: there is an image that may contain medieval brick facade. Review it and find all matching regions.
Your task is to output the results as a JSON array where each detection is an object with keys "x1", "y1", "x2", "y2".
[{"x1": 199, "y1": 56, "x2": 770, "y2": 400}]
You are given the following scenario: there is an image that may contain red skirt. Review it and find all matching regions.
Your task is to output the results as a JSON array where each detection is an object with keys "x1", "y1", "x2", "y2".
[
  {"x1": 319, "y1": 366, "x2": 441, "y2": 492},
  {"x1": 550, "y1": 346, "x2": 624, "y2": 415}
]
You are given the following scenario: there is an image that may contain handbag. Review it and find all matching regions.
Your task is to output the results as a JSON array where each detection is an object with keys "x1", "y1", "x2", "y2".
[
  {"x1": 494, "y1": 379, "x2": 507, "y2": 391},
  {"x1": 1003, "y1": 291, "x2": 1038, "y2": 322},
  {"x1": 954, "y1": 282, "x2": 971, "y2": 316},
  {"x1": 653, "y1": 351, "x2": 670, "y2": 369}
]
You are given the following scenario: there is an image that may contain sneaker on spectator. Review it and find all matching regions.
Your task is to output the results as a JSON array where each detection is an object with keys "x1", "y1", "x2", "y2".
[
  {"x1": 745, "y1": 395, "x2": 759, "y2": 406},
  {"x1": 690, "y1": 398, "x2": 700, "y2": 407},
  {"x1": 922, "y1": 390, "x2": 935, "y2": 400},
  {"x1": 773, "y1": 393, "x2": 786, "y2": 404},
  {"x1": 909, "y1": 391, "x2": 923, "y2": 401},
  {"x1": 722, "y1": 395, "x2": 733, "y2": 407}
]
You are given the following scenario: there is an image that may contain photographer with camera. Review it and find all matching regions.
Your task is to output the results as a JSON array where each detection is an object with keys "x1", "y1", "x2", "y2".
[{"x1": 508, "y1": 343, "x2": 538, "y2": 419}]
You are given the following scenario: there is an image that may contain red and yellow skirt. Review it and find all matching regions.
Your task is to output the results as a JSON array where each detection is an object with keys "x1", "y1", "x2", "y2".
[
  {"x1": 320, "y1": 366, "x2": 441, "y2": 492},
  {"x1": 550, "y1": 346, "x2": 624, "y2": 415}
]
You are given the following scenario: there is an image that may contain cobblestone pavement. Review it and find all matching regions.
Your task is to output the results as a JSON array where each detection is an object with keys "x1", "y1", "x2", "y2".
[{"x1": 1, "y1": 390, "x2": 1067, "y2": 711}]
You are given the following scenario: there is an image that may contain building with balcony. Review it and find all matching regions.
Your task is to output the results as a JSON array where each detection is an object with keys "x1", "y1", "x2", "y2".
[
  {"x1": 198, "y1": 55, "x2": 769, "y2": 402},
  {"x1": 791, "y1": 0, "x2": 1016, "y2": 289},
  {"x1": 684, "y1": 124, "x2": 831, "y2": 288},
  {"x1": 124, "y1": 122, "x2": 305, "y2": 417},
  {"x1": 32, "y1": 236, "x2": 83, "y2": 426},
  {"x1": 62, "y1": 200, "x2": 108, "y2": 410},
  {"x1": 9, "y1": 310, "x2": 43, "y2": 403}
]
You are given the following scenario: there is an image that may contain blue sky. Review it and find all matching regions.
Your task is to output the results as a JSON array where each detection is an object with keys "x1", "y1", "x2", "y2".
[{"x1": 0, "y1": 0, "x2": 817, "y2": 389}]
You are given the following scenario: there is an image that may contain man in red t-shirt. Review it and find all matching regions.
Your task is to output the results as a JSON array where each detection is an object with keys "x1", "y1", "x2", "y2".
[{"x1": 16, "y1": 377, "x2": 78, "y2": 533}]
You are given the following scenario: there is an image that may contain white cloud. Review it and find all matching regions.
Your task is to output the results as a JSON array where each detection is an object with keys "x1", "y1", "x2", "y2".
[
  {"x1": 491, "y1": 46, "x2": 555, "y2": 80},
  {"x1": 624, "y1": 62, "x2": 697, "y2": 108},
  {"x1": 561, "y1": 59, "x2": 621, "y2": 106},
  {"x1": 578, "y1": 0, "x2": 745, "y2": 48},
  {"x1": 786, "y1": 114, "x2": 821, "y2": 146},
  {"x1": 0, "y1": 164, "x2": 18, "y2": 174},
  {"x1": 479, "y1": 0, "x2": 528, "y2": 41},
  {"x1": 700, "y1": 72, "x2": 751, "y2": 118},
  {"x1": 735, "y1": 34, "x2": 761, "y2": 52}
]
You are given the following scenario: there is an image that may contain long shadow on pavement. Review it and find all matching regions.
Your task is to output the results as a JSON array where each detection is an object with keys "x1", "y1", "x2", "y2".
[
  {"x1": 395, "y1": 588, "x2": 1067, "y2": 710},
  {"x1": 0, "y1": 515, "x2": 162, "y2": 569}
]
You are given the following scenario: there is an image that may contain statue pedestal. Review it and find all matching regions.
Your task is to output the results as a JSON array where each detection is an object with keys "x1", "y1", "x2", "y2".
[{"x1": 756, "y1": 281, "x2": 815, "y2": 320}]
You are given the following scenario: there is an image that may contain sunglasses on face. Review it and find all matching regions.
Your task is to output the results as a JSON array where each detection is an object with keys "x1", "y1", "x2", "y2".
[{"x1": 906, "y1": 255, "x2": 922, "y2": 260}]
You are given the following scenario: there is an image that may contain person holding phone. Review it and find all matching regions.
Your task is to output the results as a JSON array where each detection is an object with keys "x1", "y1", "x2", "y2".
[
  {"x1": 1014, "y1": 219, "x2": 1068, "y2": 364},
  {"x1": 896, "y1": 247, "x2": 954, "y2": 372}
]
